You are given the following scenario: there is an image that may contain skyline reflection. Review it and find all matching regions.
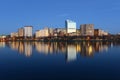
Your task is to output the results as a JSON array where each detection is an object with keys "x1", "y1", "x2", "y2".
[
  {"x1": 2, "y1": 41, "x2": 120, "y2": 61},
  {"x1": 66, "y1": 44, "x2": 77, "y2": 62},
  {"x1": 0, "y1": 42, "x2": 5, "y2": 48}
]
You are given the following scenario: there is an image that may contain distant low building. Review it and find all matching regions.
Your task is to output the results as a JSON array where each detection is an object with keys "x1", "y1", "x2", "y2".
[
  {"x1": 35, "y1": 27, "x2": 49, "y2": 38},
  {"x1": 54, "y1": 28, "x2": 66, "y2": 36},
  {"x1": 94, "y1": 29, "x2": 108, "y2": 36},
  {"x1": 94, "y1": 29, "x2": 103, "y2": 36},
  {"x1": 101, "y1": 30, "x2": 109, "y2": 36},
  {"x1": 0, "y1": 35, "x2": 7, "y2": 42},
  {"x1": 68, "y1": 32, "x2": 77, "y2": 36},
  {"x1": 76, "y1": 29, "x2": 81, "y2": 36},
  {"x1": 11, "y1": 32, "x2": 18, "y2": 38},
  {"x1": 0, "y1": 35, "x2": 6, "y2": 38}
]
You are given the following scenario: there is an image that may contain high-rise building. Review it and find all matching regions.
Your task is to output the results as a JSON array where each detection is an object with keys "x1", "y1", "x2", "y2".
[
  {"x1": 65, "y1": 20, "x2": 76, "y2": 33},
  {"x1": 18, "y1": 28, "x2": 24, "y2": 37},
  {"x1": 24, "y1": 26, "x2": 33, "y2": 38},
  {"x1": 80, "y1": 24, "x2": 94, "y2": 36}
]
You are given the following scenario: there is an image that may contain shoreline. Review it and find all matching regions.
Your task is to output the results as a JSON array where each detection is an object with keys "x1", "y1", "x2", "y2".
[{"x1": 1, "y1": 39, "x2": 120, "y2": 42}]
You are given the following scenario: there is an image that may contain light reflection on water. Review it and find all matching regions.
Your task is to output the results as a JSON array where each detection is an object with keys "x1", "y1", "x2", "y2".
[{"x1": 1, "y1": 41, "x2": 120, "y2": 62}]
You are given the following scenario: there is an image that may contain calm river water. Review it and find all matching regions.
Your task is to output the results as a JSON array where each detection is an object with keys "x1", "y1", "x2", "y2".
[{"x1": 0, "y1": 41, "x2": 120, "y2": 80}]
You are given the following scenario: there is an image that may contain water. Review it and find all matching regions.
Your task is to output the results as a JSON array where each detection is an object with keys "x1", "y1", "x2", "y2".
[{"x1": 0, "y1": 41, "x2": 120, "y2": 80}]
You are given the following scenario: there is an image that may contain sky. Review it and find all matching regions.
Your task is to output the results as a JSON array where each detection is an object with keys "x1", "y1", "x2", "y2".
[{"x1": 0, "y1": 0, "x2": 120, "y2": 34}]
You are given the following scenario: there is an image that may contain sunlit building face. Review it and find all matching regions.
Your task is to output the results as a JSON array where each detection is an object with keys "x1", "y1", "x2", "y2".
[
  {"x1": 24, "y1": 26, "x2": 33, "y2": 38},
  {"x1": 65, "y1": 20, "x2": 76, "y2": 34}
]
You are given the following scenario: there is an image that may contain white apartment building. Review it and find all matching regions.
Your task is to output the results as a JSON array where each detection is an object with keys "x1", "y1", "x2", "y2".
[{"x1": 24, "y1": 26, "x2": 33, "y2": 38}]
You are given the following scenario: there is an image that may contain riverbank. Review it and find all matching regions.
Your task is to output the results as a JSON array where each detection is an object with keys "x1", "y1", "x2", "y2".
[{"x1": 1, "y1": 39, "x2": 120, "y2": 42}]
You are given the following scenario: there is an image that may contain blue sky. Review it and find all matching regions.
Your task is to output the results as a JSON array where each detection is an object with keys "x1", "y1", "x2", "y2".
[{"x1": 0, "y1": 0, "x2": 120, "y2": 34}]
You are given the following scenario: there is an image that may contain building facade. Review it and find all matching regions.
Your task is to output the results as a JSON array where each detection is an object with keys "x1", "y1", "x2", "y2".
[
  {"x1": 49, "y1": 28, "x2": 54, "y2": 36},
  {"x1": 54, "y1": 28, "x2": 66, "y2": 36},
  {"x1": 94, "y1": 29, "x2": 103, "y2": 36},
  {"x1": 76, "y1": 29, "x2": 81, "y2": 36},
  {"x1": 102, "y1": 30, "x2": 108, "y2": 36},
  {"x1": 35, "y1": 27, "x2": 49, "y2": 38},
  {"x1": 94, "y1": 29, "x2": 108, "y2": 36},
  {"x1": 80, "y1": 24, "x2": 94, "y2": 36},
  {"x1": 24, "y1": 26, "x2": 33, "y2": 38},
  {"x1": 11, "y1": 32, "x2": 18, "y2": 38},
  {"x1": 18, "y1": 28, "x2": 24, "y2": 37},
  {"x1": 65, "y1": 20, "x2": 76, "y2": 33}
]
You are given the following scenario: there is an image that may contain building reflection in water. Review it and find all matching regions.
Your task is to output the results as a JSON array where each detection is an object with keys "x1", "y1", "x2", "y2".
[
  {"x1": 66, "y1": 44, "x2": 77, "y2": 62},
  {"x1": 10, "y1": 42, "x2": 19, "y2": 50},
  {"x1": 35, "y1": 42, "x2": 52, "y2": 54},
  {"x1": 8, "y1": 42, "x2": 32, "y2": 57},
  {"x1": 6, "y1": 41, "x2": 119, "y2": 61},
  {"x1": 94, "y1": 42, "x2": 109, "y2": 52},
  {"x1": 35, "y1": 42, "x2": 67, "y2": 55},
  {"x1": 80, "y1": 42, "x2": 94, "y2": 57},
  {"x1": 0, "y1": 42, "x2": 5, "y2": 48},
  {"x1": 18, "y1": 42, "x2": 24, "y2": 54},
  {"x1": 24, "y1": 42, "x2": 32, "y2": 57}
]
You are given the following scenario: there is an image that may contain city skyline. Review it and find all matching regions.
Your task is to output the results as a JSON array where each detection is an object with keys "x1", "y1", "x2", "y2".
[{"x1": 0, "y1": 0, "x2": 120, "y2": 34}]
